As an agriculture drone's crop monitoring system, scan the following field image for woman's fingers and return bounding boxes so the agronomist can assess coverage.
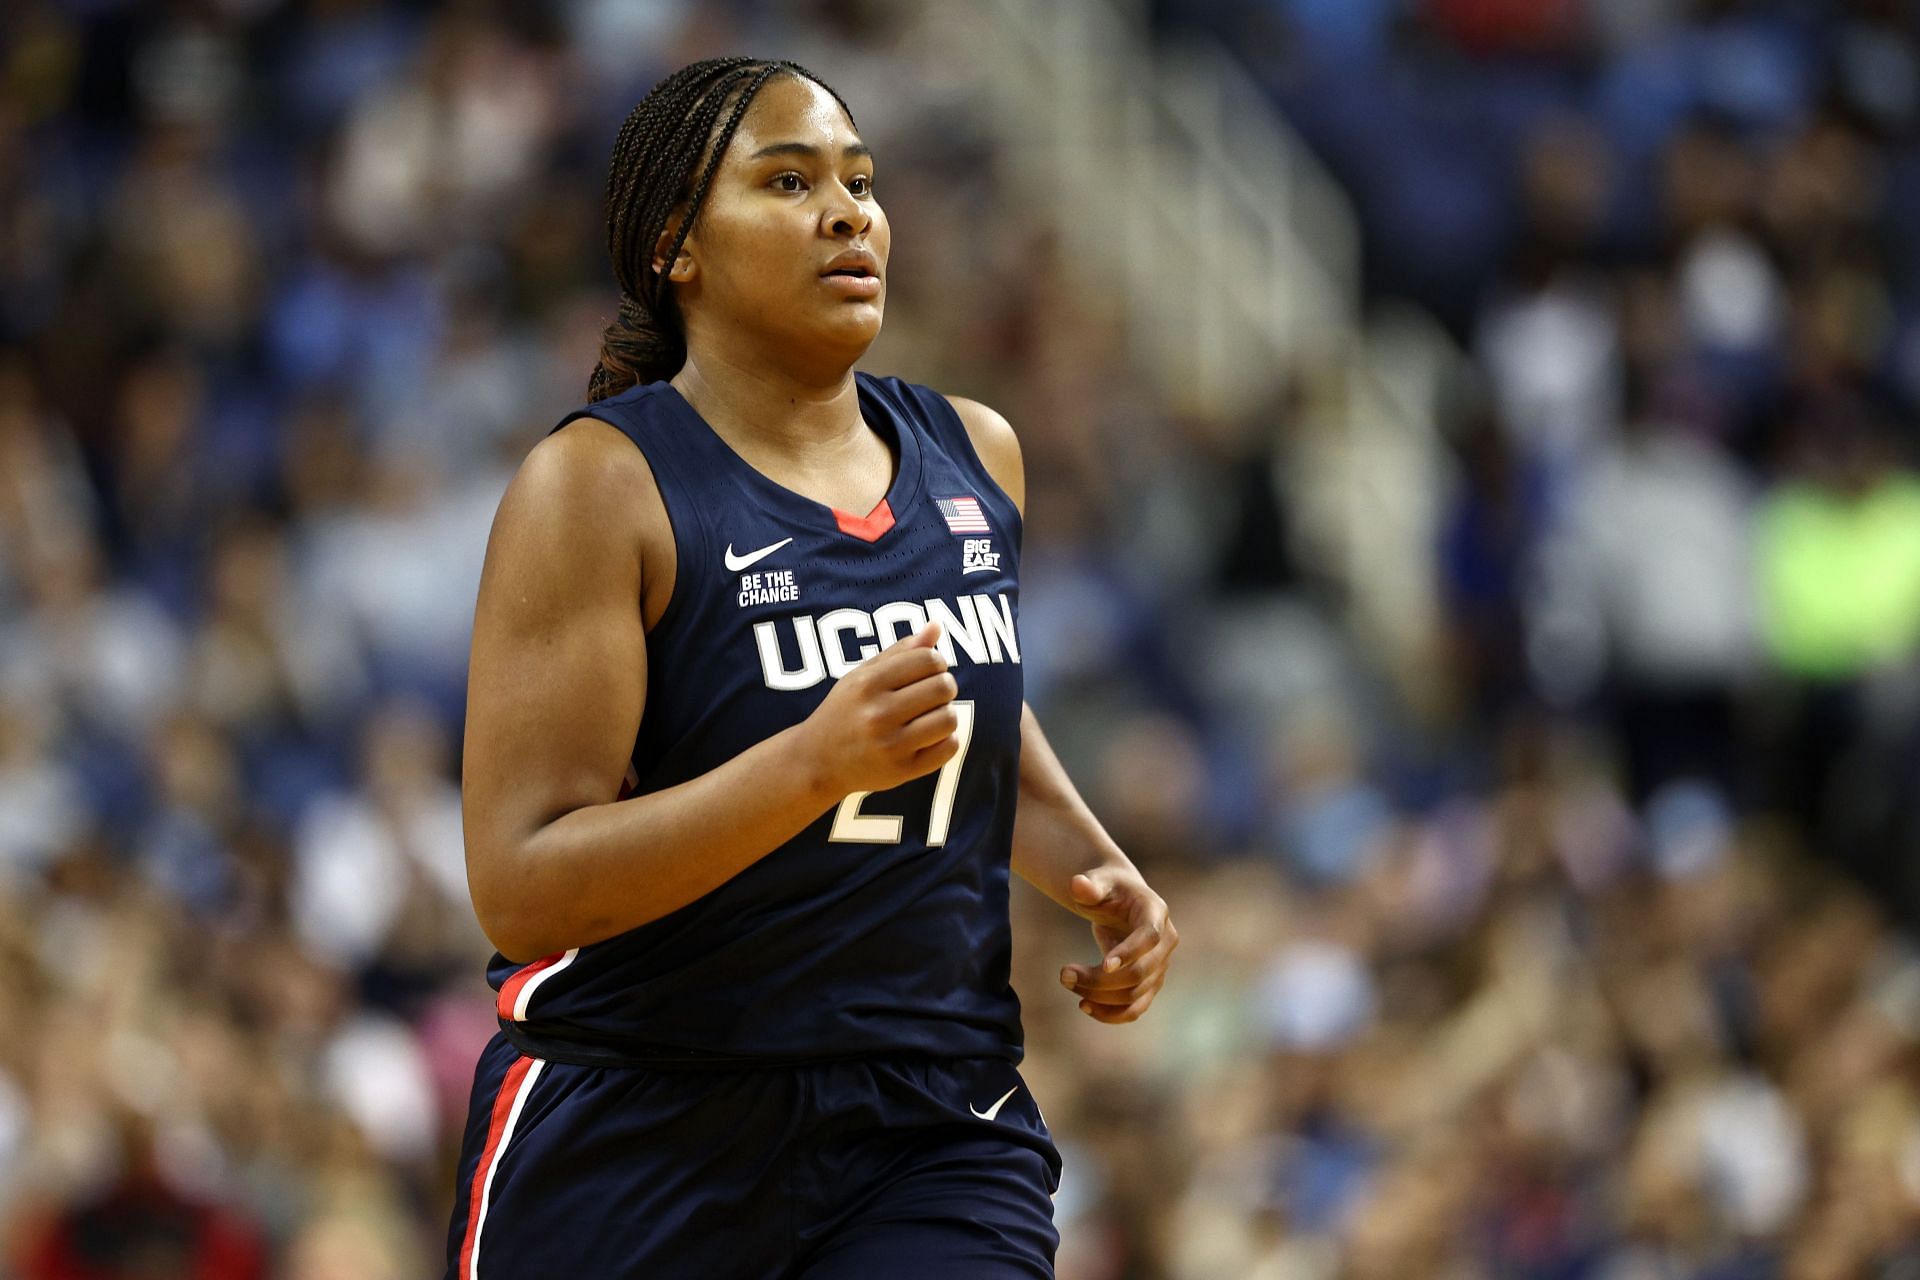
[1060,927,1176,992]
[1077,975,1165,1023]
[1066,969,1165,1008]
[1099,919,1166,972]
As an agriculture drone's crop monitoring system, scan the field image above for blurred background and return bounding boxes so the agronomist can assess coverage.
[5,0,1920,1276]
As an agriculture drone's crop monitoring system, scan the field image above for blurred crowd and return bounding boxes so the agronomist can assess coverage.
[1101,0,1920,1276]
[6,0,1920,1277]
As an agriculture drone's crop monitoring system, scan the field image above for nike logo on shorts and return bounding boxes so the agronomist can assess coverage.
[724,537,794,573]
[970,1086,1020,1122]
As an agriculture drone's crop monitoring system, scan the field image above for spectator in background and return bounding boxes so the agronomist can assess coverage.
[16,1113,268,1280]
[1532,384,1759,801]
[1438,404,1548,722]
[1755,393,1920,684]
[1754,392,1920,923]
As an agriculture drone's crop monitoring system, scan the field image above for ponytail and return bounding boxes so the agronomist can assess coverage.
[589,293,686,403]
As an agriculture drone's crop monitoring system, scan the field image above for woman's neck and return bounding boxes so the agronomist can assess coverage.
[671,349,865,454]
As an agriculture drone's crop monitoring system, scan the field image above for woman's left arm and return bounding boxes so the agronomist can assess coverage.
[943,393,1178,1024]
[1012,703,1179,1023]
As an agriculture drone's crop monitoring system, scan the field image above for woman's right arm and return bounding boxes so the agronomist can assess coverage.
[460,421,960,963]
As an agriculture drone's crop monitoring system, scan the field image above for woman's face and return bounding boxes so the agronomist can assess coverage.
[661,75,889,371]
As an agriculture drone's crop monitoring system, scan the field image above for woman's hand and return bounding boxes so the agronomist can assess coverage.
[800,622,960,800]
[1058,867,1178,1024]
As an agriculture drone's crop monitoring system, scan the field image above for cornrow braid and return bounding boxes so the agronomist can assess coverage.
[588,57,857,402]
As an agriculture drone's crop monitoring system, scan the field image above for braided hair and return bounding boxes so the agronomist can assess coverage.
[588,57,856,402]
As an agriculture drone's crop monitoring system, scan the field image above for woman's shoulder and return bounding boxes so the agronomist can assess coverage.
[551,378,681,439]
[516,415,661,530]
[508,410,675,623]
[539,380,691,502]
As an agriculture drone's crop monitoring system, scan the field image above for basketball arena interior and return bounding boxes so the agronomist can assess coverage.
[5,0,1920,1275]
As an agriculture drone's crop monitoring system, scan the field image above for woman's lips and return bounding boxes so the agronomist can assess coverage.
[820,272,882,297]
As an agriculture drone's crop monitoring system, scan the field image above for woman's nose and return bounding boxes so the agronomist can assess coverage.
[825,188,870,236]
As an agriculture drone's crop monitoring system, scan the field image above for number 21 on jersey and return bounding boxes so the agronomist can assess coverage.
[828,701,976,845]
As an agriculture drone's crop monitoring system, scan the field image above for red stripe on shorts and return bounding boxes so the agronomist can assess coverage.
[495,952,567,1020]
[457,1053,536,1280]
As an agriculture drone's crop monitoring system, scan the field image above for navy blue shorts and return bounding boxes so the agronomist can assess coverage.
[444,1031,1062,1279]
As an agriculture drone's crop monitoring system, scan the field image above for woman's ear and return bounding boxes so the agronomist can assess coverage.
[652,218,696,284]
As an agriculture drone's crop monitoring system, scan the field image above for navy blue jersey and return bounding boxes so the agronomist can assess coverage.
[484,371,1026,1065]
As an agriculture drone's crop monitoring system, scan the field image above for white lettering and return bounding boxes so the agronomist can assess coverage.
[872,600,928,650]
[754,617,825,691]
[738,569,800,608]
[961,538,1001,575]
[926,596,989,667]
[754,594,1019,692]
[819,608,878,680]
[979,592,1020,663]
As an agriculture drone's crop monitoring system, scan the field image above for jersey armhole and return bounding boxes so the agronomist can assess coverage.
[906,383,1026,548]
[548,408,706,642]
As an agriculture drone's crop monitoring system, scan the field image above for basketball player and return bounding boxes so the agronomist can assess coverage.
[445,58,1179,1278]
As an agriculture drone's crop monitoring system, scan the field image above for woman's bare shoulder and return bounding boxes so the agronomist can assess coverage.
[487,417,676,623]
[939,394,1025,516]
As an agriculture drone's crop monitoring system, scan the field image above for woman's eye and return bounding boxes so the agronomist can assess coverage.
[850,175,873,196]
[774,173,805,192]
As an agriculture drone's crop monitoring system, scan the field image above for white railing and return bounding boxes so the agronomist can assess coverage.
[949,0,1355,417]
[929,0,1464,667]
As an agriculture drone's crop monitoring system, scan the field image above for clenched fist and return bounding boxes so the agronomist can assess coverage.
[799,621,962,799]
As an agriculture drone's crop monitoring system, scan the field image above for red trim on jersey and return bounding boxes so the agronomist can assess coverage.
[496,952,568,1020]
[833,496,895,542]
[458,1053,535,1280]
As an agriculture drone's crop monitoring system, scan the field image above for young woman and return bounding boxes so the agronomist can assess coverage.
[446,57,1179,1279]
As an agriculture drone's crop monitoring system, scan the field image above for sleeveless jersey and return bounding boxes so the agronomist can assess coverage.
[484,371,1027,1066]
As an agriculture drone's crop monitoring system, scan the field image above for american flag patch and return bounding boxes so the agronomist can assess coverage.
[935,495,990,534]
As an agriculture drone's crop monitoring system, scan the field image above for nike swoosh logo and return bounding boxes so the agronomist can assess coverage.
[969,1086,1020,1122]
[724,537,794,573]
